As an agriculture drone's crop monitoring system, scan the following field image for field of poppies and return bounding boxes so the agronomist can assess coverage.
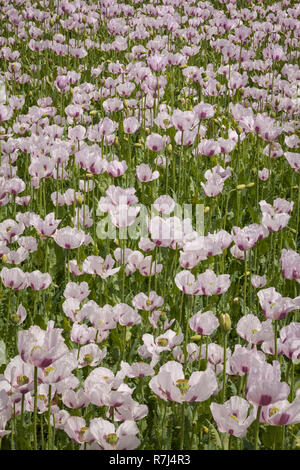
[0,0,299,451]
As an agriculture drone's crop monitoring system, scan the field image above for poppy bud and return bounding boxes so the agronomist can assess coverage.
[204,206,210,214]
[216,82,221,91]
[76,194,83,204]
[247,182,255,188]
[236,184,246,190]
[220,313,231,333]
[167,144,172,152]
[191,334,202,342]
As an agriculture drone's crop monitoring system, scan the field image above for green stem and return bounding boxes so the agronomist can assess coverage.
[33,366,38,450]
[254,406,262,450]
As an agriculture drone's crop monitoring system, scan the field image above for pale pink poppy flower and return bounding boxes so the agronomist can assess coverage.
[71,323,96,345]
[0,104,13,122]
[68,259,84,276]
[5,177,26,195]
[197,269,231,296]
[17,236,37,253]
[125,362,155,378]
[77,344,107,369]
[0,267,27,290]
[153,195,175,214]
[189,311,219,335]
[228,345,265,376]
[37,352,78,385]
[236,315,274,345]
[172,109,197,131]
[154,111,173,130]
[149,360,218,403]
[11,304,27,325]
[257,287,298,320]
[50,409,70,430]
[68,125,86,141]
[53,227,86,249]
[149,310,175,331]
[210,396,256,438]
[64,417,92,444]
[32,212,61,237]
[27,270,52,290]
[145,133,166,152]
[62,388,90,409]
[138,255,163,277]
[138,237,155,252]
[103,97,123,113]
[279,322,300,360]
[258,168,270,181]
[285,135,300,148]
[285,152,300,172]
[62,298,81,322]
[89,418,140,450]
[132,291,163,311]
[175,270,202,295]
[107,160,128,177]
[261,394,300,426]
[0,219,24,243]
[5,247,29,265]
[123,117,140,134]
[193,102,215,120]
[251,274,267,288]
[82,254,120,279]
[136,163,159,182]
[147,54,167,72]
[207,343,232,368]
[113,303,141,326]
[113,397,148,423]
[232,224,267,251]
[201,173,226,197]
[280,249,300,283]
[110,204,141,229]
[4,355,34,395]
[72,205,93,229]
[18,321,69,368]
[141,331,183,367]
[125,251,145,275]
[246,360,290,406]
[196,139,221,156]
[63,282,90,302]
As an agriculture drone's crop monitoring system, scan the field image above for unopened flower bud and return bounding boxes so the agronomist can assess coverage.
[220,313,231,333]
[216,82,221,91]
[236,184,246,190]
[2,254,7,263]
[236,125,243,134]
[167,143,172,152]
[247,182,255,188]
[204,206,210,214]
[191,334,202,342]
[76,194,83,204]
